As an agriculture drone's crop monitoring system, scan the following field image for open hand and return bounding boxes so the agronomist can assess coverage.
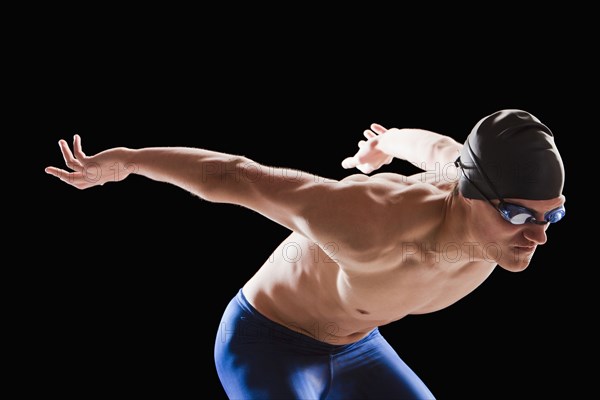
[45,135,135,189]
[341,123,393,174]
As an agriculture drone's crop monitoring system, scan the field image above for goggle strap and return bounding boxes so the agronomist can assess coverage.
[464,141,505,201]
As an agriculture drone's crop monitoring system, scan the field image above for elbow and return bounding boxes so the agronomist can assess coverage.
[199,156,256,203]
[433,138,461,165]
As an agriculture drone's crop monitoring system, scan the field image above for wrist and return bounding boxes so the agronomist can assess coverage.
[375,130,404,160]
[115,147,139,177]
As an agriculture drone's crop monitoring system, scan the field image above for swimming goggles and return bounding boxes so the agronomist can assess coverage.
[454,145,565,225]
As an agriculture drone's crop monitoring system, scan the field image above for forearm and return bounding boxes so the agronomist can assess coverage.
[127,147,248,201]
[375,129,462,170]
[125,146,338,235]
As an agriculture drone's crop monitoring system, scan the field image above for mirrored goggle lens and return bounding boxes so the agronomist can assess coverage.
[545,206,566,223]
[500,203,534,225]
[508,212,532,224]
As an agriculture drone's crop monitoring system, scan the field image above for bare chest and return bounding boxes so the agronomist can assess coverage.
[337,256,496,320]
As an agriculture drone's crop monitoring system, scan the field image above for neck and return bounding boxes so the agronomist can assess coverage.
[439,192,489,264]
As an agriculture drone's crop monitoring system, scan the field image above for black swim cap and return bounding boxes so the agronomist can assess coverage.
[458,109,564,200]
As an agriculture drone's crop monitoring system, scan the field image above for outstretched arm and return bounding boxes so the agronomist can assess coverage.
[342,123,463,174]
[46,135,399,267]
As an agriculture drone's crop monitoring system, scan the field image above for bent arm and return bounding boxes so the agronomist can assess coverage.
[374,128,463,170]
[342,124,464,175]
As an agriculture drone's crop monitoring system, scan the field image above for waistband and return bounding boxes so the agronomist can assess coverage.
[235,288,379,354]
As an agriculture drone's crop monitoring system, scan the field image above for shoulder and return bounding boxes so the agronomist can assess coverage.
[339,172,448,199]
[330,172,445,242]
[327,174,448,270]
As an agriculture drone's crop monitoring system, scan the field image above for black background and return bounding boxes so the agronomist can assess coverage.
[23,14,590,400]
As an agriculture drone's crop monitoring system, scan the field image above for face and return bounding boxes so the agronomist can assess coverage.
[468,195,566,272]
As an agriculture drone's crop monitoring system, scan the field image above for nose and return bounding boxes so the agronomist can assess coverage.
[523,223,548,245]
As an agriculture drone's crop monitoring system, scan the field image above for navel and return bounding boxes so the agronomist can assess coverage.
[356,309,370,315]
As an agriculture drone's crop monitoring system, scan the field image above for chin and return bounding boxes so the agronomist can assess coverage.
[499,262,530,272]
[498,255,533,272]
[496,246,536,272]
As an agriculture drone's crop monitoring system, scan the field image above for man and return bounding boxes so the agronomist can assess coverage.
[46,109,565,399]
